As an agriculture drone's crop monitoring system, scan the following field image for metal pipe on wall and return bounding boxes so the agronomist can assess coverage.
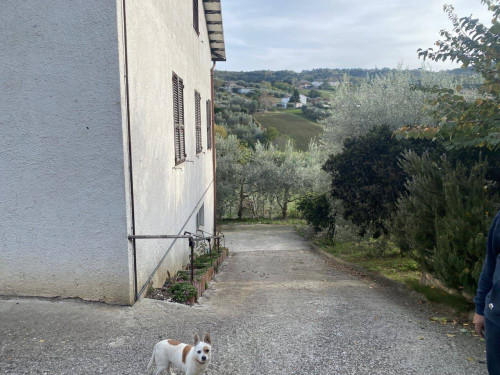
[211,61,217,242]
[121,0,139,302]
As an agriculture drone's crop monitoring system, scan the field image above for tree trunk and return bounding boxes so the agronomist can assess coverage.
[281,187,290,219]
[237,182,245,220]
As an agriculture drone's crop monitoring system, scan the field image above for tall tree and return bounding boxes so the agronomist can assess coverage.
[288,88,301,103]
[215,135,251,219]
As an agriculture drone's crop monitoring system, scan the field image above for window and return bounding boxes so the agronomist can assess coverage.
[206,99,212,149]
[195,91,202,154]
[196,204,205,229]
[173,73,185,165]
[193,0,199,35]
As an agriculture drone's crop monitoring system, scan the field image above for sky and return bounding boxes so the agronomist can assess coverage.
[219,0,492,72]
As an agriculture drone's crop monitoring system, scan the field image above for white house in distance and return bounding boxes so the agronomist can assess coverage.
[0,0,226,305]
[280,94,308,108]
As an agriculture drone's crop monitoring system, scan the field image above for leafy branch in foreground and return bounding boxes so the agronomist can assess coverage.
[414,1,500,149]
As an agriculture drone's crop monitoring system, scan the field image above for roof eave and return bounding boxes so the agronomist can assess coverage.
[202,0,226,62]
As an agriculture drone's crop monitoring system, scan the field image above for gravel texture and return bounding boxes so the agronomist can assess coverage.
[0,224,488,374]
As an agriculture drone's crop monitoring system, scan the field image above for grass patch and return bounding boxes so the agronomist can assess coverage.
[319,240,473,313]
[254,112,323,151]
[320,241,420,285]
[406,280,472,313]
[298,89,332,99]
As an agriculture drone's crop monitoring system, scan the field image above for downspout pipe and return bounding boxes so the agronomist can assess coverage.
[211,61,217,241]
[122,0,138,302]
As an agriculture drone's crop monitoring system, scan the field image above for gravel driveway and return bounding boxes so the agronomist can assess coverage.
[0,225,488,374]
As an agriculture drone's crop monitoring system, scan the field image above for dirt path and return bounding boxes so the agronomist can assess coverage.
[0,225,487,374]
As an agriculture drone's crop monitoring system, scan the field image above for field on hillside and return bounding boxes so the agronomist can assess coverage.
[298,89,332,99]
[254,111,323,150]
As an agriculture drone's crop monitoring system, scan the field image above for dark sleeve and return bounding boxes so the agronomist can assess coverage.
[474,212,500,316]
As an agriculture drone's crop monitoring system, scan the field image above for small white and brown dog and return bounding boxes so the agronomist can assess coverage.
[147,334,212,375]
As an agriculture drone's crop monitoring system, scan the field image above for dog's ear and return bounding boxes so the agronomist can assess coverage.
[204,333,211,345]
[194,334,200,345]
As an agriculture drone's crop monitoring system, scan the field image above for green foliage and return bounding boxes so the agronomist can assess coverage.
[168,281,198,304]
[216,135,328,220]
[321,69,481,154]
[215,135,251,219]
[260,126,280,144]
[215,67,478,86]
[417,1,500,150]
[434,162,495,294]
[288,89,301,103]
[394,151,498,294]
[392,154,444,266]
[308,89,322,98]
[297,193,335,236]
[301,105,330,121]
[192,253,214,270]
[323,125,441,237]
[214,94,262,145]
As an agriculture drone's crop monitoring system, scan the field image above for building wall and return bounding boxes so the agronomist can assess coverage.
[0,1,134,304]
[117,0,215,295]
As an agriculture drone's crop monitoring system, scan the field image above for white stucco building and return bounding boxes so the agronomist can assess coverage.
[0,0,226,305]
[281,94,308,108]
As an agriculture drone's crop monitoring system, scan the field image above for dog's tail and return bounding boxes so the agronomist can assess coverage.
[146,344,156,374]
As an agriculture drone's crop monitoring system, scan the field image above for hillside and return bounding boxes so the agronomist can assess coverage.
[215,67,477,85]
[254,111,323,151]
[213,67,480,149]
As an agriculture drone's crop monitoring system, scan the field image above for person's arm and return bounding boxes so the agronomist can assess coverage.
[474,212,500,337]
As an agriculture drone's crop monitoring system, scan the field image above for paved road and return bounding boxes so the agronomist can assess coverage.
[0,225,488,374]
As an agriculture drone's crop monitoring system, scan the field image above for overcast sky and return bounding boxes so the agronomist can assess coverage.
[219,0,491,72]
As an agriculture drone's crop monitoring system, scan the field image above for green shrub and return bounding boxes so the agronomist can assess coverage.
[193,253,213,270]
[433,161,496,294]
[394,151,498,294]
[297,193,335,237]
[168,281,198,304]
[323,125,442,237]
[393,152,446,266]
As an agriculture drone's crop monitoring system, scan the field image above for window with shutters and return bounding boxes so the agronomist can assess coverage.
[206,99,212,149]
[193,0,199,35]
[172,72,186,165]
[195,91,202,154]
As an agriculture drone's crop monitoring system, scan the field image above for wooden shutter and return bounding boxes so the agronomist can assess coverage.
[193,0,199,35]
[195,91,202,154]
[179,78,185,160]
[173,73,186,165]
[206,99,212,149]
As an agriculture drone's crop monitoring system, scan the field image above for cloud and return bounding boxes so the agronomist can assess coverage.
[219,0,491,71]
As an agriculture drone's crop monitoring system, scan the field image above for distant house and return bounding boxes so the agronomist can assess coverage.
[311,81,323,88]
[280,94,308,108]
[238,88,254,95]
[0,0,226,305]
[226,83,244,93]
[298,80,311,89]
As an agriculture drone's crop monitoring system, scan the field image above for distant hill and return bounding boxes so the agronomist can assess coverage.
[254,111,323,151]
[215,67,476,85]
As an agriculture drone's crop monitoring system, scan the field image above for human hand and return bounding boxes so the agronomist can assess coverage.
[473,313,485,338]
